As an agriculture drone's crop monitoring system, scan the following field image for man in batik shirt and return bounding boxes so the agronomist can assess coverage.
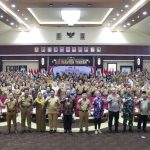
[122,87,134,132]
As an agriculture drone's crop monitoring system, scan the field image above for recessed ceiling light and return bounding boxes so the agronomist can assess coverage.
[123,25,126,28]
[0,15,4,18]
[113,18,116,20]
[17,9,20,12]
[127,23,131,26]
[132,19,135,22]
[11,4,16,8]
[24,17,28,20]
[121,9,124,12]
[137,15,140,18]
[125,5,129,8]
[6,19,9,21]
[142,11,147,15]
[116,13,120,17]
[10,22,14,26]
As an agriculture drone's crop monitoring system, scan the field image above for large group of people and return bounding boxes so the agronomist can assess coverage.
[0,70,150,134]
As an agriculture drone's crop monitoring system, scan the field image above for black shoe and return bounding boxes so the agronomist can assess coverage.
[28,130,32,133]
[14,130,18,134]
[21,130,25,134]
[109,129,112,133]
[129,126,133,132]
[64,130,67,133]
[79,129,83,133]
[122,126,126,133]
[115,129,119,133]
[49,130,53,134]
[7,130,11,134]
[85,130,89,134]
[143,129,147,132]
[68,130,72,133]
[53,130,57,133]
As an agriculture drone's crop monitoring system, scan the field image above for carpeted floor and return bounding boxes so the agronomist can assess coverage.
[0,125,149,150]
[0,113,150,150]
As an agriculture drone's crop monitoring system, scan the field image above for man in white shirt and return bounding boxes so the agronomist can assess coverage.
[136,91,150,132]
[107,88,121,132]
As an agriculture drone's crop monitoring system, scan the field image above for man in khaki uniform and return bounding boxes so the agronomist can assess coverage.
[46,90,60,133]
[4,93,17,133]
[18,88,33,133]
[78,93,90,133]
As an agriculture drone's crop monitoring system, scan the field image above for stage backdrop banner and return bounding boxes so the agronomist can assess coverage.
[49,66,94,76]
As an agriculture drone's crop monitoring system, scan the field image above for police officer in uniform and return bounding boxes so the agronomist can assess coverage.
[4,93,17,133]
[18,88,33,133]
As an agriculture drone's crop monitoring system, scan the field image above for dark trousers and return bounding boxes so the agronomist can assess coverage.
[123,113,133,127]
[138,114,148,131]
[94,118,101,130]
[108,111,119,130]
[63,115,72,131]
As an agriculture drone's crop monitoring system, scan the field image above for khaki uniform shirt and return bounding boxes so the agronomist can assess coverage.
[78,98,90,111]
[20,95,33,107]
[5,99,17,111]
[47,96,60,114]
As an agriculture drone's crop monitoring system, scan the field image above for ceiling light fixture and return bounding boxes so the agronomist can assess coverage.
[0,15,3,18]
[61,9,80,26]
[127,23,131,26]
[11,4,16,8]
[116,13,120,16]
[24,17,28,20]
[111,0,147,29]
[142,11,147,15]
[10,22,14,25]
[0,1,30,30]
[125,5,129,8]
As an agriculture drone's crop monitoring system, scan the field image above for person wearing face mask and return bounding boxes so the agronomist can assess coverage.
[78,93,90,133]
[45,90,60,133]
[93,91,104,134]
[122,87,134,132]
[18,88,33,133]
[4,93,17,134]
[136,91,150,132]
[61,90,76,133]
[107,88,121,133]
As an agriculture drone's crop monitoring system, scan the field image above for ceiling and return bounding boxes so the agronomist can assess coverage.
[0,0,150,35]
